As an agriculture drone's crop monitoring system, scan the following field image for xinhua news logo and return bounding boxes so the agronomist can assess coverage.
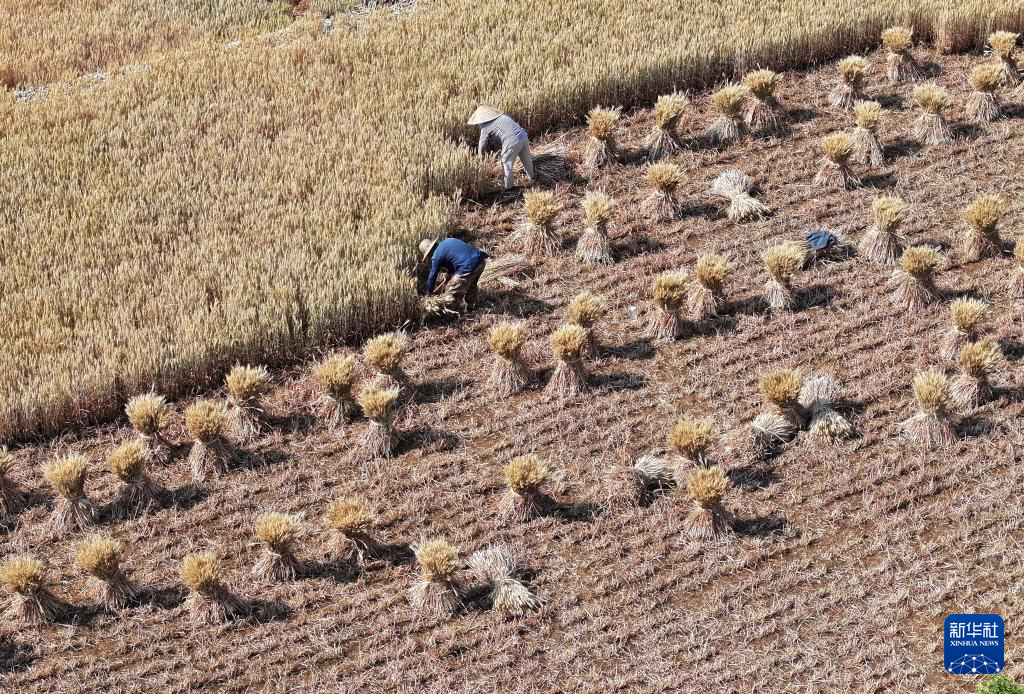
[944,614,1004,675]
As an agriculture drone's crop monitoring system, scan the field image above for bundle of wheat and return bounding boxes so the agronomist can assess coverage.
[585,107,621,171]
[889,246,943,310]
[688,254,733,321]
[962,195,1004,262]
[829,56,870,109]
[815,133,860,190]
[1,555,60,624]
[363,331,411,387]
[410,538,462,618]
[326,496,382,564]
[43,454,95,533]
[252,512,302,581]
[799,375,854,444]
[646,93,688,161]
[650,270,689,340]
[479,253,530,290]
[356,380,400,461]
[107,440,163,516]
[683,467,732,541]
[516,190,561,256]
[0,449,25,519]
[468,545,541,618]
[902,369,957,448]
[488,323,531,397]
[75,535,138,610]
[185,400,235,481]
[940,298,990,362]
[750,411,798,460]
[988,30,1021,86]
[225,365,272,442]
[709,170,770,222]
[706,85,748,144]
[968,63,1004,123]
[545,325,588,398]
[500,455,554,520]
[951,337,1002,409]
[913,84,953,145]
[881,27,920,82]
[576,191,615,265]
[314,354,358,430]
[603,453,674,511]
[743,69,784,132]
[851,100,886,169]
[568,291,605,356]
[760,369,808,428]
[641,163,686,222]
[180,552,244,624]
[860,195,907,264]
[667,417,716,468]
[125,392,173,456]
[761,243,804,311]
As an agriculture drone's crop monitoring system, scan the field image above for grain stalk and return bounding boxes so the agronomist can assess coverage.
[225,364,272,442]
[180,552,244,624]
[500,455,554,520]
[604,453,674,511]
[761,243,804,311]
[252,512,302,581]
[688,253,732,321]
[516,190,560,256]
[356,380,400,461]
[951,337,1002,410]
[706,85,748,145]
[743,69,784,133]
[326,496,382,564]
[576,191,615,265]
[545,325,588,398]
[641,163,686,222]
[75,535,138,610]
[468,545,541,617]
[107,440,164,516]
[799,375,853,444]
[901,369,956,448]
[940,298,989,362]
[314,354,358,430]
[860,195,907,264]
[829,56,869,109]
[961,195,1004,262]
[814,132,860,190]
[968,64,1004,123]
[881,27,921,82]
[913,84,953,145]
[584,106,621,171]
[1,555,61,624]
[0,449,26,519]
[851,100,885,169]
[185,400,236,481]
[43,453,95,533]
[649,270,689,340]
[488,323,530,397]
[888,246,943,310]
[683,467,732,541]
[410,538,462,618]
[567,291,605,356]
[646,93,688,161]
[708,170,770,222]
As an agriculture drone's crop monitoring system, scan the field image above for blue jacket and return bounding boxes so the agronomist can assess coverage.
[426,238,487,294]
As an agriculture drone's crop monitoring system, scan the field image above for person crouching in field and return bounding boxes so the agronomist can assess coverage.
[470,106,534,190]
[419,237,489,312]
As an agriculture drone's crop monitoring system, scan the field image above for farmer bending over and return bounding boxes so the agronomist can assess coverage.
[470,105,534,190]
[419,237,489,311]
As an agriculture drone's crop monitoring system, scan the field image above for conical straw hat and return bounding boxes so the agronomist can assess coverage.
[468,105,504,125]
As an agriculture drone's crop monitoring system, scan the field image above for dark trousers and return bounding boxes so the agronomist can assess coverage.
[438,259,486,310]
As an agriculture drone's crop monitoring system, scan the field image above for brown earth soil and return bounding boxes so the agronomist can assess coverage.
[2,46,1024,692]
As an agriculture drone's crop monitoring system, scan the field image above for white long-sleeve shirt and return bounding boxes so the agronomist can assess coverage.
[478,115,528,156]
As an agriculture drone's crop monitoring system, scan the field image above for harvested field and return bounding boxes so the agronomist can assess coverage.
[2,1,1023,443]
[1,45,1023,691]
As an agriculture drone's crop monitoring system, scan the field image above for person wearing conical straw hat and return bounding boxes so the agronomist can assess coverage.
[418,237,489,312]
[470,105,535,190]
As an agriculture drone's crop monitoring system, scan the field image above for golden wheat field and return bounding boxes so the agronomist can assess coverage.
[1,0,1023,442]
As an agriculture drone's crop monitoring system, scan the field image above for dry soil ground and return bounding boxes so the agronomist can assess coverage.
[2,47,1024,692]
